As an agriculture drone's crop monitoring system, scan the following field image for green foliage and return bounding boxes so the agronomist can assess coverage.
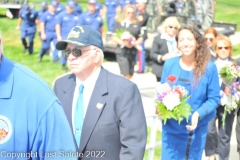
[156,96,192,125]
[115,29,126,39]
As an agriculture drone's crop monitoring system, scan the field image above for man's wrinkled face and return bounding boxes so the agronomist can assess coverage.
[65,44,96,75]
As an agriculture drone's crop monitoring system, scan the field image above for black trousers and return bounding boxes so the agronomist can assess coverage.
[205,105,235,160]
[236,108,240,154]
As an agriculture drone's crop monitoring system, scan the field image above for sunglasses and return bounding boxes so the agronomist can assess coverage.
[127,11,134,15]
[62,48,95,58]
[217,46,230,50]
[168,26,178,30]
[205,37,214,42]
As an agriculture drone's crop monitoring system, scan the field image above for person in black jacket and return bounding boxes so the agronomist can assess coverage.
[150,16,181,81]
[112,4,146,79]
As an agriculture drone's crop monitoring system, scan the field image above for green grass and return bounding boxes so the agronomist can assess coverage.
[214,0,240,31]
[143,127,162,160]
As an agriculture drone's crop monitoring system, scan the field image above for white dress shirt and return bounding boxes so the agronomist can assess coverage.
[72,67,101,132]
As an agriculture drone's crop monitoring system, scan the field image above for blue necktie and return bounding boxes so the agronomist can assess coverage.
[74,84,84,148]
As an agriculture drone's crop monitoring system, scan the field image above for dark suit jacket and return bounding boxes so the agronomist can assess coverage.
[150,34,169,79]
[54,67,147,160]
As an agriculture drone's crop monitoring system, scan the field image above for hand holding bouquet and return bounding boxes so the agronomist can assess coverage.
[220,82,240,128]
[155,75,192,124]
[219,62,240,86]
[218,62,240,128]
[115,29,142,50]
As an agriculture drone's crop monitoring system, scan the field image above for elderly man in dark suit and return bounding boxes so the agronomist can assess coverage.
[53,25,147,160]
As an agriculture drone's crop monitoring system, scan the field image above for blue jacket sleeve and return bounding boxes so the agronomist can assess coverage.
[32,100,77,160]
[196,63,220,120]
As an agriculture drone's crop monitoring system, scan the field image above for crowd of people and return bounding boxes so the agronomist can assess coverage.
[2,0,239,160]
[155,17,240,160]
[16,0,148,71]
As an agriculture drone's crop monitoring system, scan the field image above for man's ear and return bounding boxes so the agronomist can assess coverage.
[93,50,101,63]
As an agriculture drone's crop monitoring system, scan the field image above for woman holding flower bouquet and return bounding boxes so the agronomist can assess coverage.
[205,34,240,160]
[157,26,220,160]
[111,4,146,79]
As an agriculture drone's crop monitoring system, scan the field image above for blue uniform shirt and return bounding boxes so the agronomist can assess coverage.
[74,3,83,15]
[37,8,47,20]
[56,12,79,39]
[40,10,57,32]
[105,0,119,16]
[96,2,103,13]
[56,3,65,15]
[119,0,135,9]
[78,11,103,32]
[19,9,38,33]
[0,56,77,159]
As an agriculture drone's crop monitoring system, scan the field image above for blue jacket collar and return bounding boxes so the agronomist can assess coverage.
[0,56,13,98]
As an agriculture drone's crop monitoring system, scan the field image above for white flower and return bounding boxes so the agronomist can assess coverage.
[162,92,180,111]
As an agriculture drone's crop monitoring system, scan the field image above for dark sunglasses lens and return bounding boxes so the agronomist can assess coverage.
[62,48,82,58]
[72,48,82,57]
[205,38,213,42]
[63,48,71,58]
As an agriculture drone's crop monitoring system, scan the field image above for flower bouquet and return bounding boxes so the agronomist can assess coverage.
[155,75,192,125]
[115,29,142,50]
[218,62,240,128]
[220,82,240,128]
[219,62,240,86]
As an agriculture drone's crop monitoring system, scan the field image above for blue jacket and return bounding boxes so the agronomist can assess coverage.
[161,56,220,134]
[0,56,77,159]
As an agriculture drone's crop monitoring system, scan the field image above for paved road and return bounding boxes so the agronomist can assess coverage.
[102,60,239,160]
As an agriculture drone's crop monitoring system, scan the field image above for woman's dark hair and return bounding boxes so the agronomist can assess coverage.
[176,26,211,85]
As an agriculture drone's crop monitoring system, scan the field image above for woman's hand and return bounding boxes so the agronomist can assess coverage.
[186,112,200,131]
[224,86,231,95]
[237,85,240,91]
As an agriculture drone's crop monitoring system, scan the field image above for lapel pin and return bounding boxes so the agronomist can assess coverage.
[96,103,104,110]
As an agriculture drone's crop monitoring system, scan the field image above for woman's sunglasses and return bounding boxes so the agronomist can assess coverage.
[204,38,214,42]
[217,46,230,50]
[168,26,178,30]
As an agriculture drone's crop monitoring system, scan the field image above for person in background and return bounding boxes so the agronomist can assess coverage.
[237,102,240,160]
[96,1,104,17]
[135,0,149,73]
[36,2,48,37]
[103,0,120,33]
[53,0,65,15]
[38,1,58,62]
[112,4,146,79]
[78,0,105,37]
[0,35,77,159]
[205,34,239,160]
[16,4,38,55]
[158,26,220,160]
[55,0,79,71]
[150,16,181,81]
[71,0,83,15]
[54,25,147,159]
[204,27,218,61]
[119,0,136,11]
